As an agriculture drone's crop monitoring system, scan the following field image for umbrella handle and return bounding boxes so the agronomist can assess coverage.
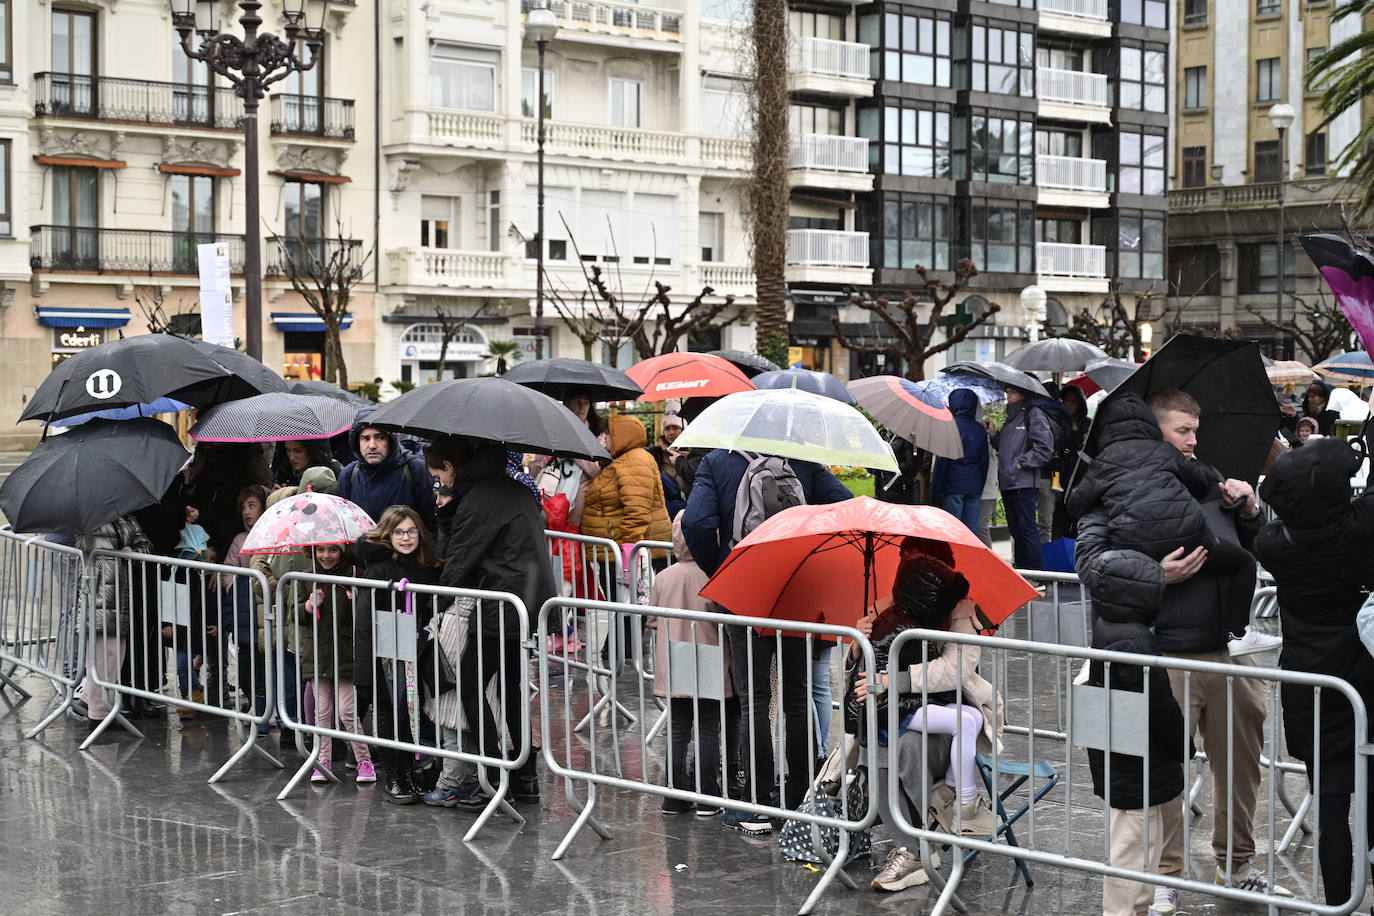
[396,577,413,615]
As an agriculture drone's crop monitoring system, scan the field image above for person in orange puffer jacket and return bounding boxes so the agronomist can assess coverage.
[580,413,672,550]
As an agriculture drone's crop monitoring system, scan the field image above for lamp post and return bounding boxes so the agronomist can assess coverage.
[1020,284,1047,345]
[526,6,559,360]
[1267,102,1296,361]
[170,0,325,362]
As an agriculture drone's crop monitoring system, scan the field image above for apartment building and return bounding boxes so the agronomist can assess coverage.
[850,0,1169,373]
[1166,0,1371,350]
[0,0,378,446]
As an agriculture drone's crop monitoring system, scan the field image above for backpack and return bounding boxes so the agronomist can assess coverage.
[730,452,806,548]
[1029,401,1074,474]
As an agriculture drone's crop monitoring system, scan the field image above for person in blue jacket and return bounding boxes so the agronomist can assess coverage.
[930,388,990,534]
[336,412,437,534]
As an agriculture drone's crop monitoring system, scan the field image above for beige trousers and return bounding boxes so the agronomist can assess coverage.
[84,634,125,720]
[1104,804,1167,916]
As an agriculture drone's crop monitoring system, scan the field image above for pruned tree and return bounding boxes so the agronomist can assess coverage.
[830,260,987,381]
[1065,280,1164,361]
[428,300,494,380]
[747,0,790,368]
[1244,290,1356,363]
[134,285,201,337]
[279,218,374,387]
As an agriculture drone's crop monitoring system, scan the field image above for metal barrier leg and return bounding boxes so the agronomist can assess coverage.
[0,667,33,708]
[799,829,857,915]
[928,838,969,916]
[1277,791,1314,854]
[277,740,337,800]
[78,705,143,749]
[210,726,281,784]
[24,684,76,739]
[643,705,670,744]
[467,768,525,842]
[553,779,612,860]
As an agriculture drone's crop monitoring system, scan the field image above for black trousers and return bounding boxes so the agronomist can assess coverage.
[458,628,525,767]
[726,627,814,810]
[666,696,723,797]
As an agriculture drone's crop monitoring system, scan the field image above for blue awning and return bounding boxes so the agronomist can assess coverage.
[36,306,133,329]
[270,312,355,333]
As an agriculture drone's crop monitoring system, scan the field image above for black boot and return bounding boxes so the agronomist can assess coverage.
[511,754,540,804]
[383,765,421,805]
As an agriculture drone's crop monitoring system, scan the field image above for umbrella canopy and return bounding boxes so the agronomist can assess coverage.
[239,490,376,556]
[289,379,373,407]
[367,377,610,461]
[1301,233,1374,355]
[181,338,289,395]
[1082,336,1281,486]
[1083,357,1139,393]
[705,349,781,378]
[1003,337,1108,373]
[49,396,191,428]
[700,498,1038,629]
[942,360,1051,399]
[752,368,855,404]
[1266,360,1320,386]
[189,392,358,443]
[501,357,643,402]
[846,376,963,460]
[907,374,1006,406]
[1314,351,1374,384]
[1064,373,1101,397]
[0,419,191,535]
[627,352,756,401]
[671,387,897,472]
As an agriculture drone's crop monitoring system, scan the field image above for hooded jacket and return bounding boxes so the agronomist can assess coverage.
[650,515,733,700]
[272,440,344,488]
[990,397,1053,491]
[251,466,338,655]
[1065,394,1225,559]
[581,414,672,547]
[336,417,436,534]
[1255,438,1374,779]
[930,389,991,503]
[77,516,152,635]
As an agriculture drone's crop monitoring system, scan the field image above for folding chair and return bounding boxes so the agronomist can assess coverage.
[962,751,1061,887]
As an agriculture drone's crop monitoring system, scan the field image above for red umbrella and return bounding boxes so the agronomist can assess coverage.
[626,352,756,402]
[701,497,1037,631]
[1064,373,1102,396]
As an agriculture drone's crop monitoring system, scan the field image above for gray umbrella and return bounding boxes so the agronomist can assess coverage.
[942,361,1050,399]
[706,349,781,378]
[1002,337,1108,373]
[188,392,358,443]
[502,357,643,402]
[289,379,373,407]
[1084,357,1138,393]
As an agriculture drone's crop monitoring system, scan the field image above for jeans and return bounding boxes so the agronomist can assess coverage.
[811,647,833,758]
[726,626,813,810]
[941,492,981,536]
[1001,487,1043,570]
[666,696,723,797]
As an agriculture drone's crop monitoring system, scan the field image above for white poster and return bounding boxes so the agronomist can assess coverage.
[200,289,235,347]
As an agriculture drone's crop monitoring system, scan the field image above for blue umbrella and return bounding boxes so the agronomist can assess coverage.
[752,368,855,404]
[48,396,191,428]
[1314,351,1374,384]
[908,374,1005,406]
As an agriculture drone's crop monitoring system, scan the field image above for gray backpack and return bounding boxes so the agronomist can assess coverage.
[730,452,806,547]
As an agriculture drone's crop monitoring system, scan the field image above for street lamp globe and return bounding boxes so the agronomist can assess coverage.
[525,6,560,44]
[1019,284,1047,318]
[169,0,218,35]
[1267,103,1296,132]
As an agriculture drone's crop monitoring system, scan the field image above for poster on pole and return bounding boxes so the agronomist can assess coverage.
[197,242,234,347]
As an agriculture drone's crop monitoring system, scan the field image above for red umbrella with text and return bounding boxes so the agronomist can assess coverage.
[626,352,756,402]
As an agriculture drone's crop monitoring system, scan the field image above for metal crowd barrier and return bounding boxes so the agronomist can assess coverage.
[627,539,674,741]
[273,571,531,843]
[0,526,85,737]
[537,595,878,915]
[81,549,281,783]
[879,625,1368,916]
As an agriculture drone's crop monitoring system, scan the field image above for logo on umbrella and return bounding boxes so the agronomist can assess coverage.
[85,369,122,400]
[655,379,709,392]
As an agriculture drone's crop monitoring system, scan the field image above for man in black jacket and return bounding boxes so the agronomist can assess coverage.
[1074,388,1287,916]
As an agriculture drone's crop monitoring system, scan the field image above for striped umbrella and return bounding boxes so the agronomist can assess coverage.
[1314,351,1374,385]
[846,375,964,460]
[189,392,357,443]
[1265,360,1319,386]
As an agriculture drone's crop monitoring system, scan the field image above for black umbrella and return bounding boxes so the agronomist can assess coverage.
[0,419,191,535]
[942,360,1051,399]
[1087,336,1281,485]
[289,379,373,407]
[502,357,643,402]
[367,377,610,461]
[1003,337,1108,373]
[706,349,781,378]
[181,338,289,395]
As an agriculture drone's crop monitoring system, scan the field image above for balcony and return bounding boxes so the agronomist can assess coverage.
[790,37,874,97]
[388,247,511,289]
[33,73,243,130]
[786,228,870,285]
[696,262,755,296]
[1036,241,1108,293]
[789,134,872,191]
[29,226,246,274]
[1038,0,1111,36]
[265,236,365,279]
[270,96,355,140]
[1036,68,1110,124]
[1036,154,1109,208]
[520,119,687,162]
[519,0,682,51]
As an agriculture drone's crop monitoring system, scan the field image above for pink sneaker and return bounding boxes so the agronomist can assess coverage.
[311,762,332,784]
[356,760,376,783]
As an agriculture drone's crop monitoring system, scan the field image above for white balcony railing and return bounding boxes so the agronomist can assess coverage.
[787,229,869,268]
[792,36,871,80]
[1037,67,1108,107]
[701,135,751,169]
[1037,242,1107,278]
[427,110,504,143]
[519,119,687,159]
[521,0,682,39]
[389,248,510,286]
[790,134,869,172]
[1039,0,1109,19]
[1036,154,1108,192]
[700,262,755,290]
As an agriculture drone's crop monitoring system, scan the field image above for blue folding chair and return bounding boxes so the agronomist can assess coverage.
[962,752,1061,886]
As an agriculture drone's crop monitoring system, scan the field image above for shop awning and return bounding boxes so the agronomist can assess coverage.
[270,311,354,333]
[35,306,133,329]
[159,163,242,177]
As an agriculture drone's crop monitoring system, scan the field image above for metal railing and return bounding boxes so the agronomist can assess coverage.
[33,72,243,129]
[265,235,364,278]
[29,226,247,275]
[1036,66,1108,107]
[792,36,871,79]
[787,228,870,268]
[1037,241,1107,278]
[1039,0,1109,18]
[520,0,682,38]
[790,133,869,172]
[1036,153,1108,192]
[269,95,355,139]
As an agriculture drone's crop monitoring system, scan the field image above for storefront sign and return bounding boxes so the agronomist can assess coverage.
[52,327,106,351]
[401,340,487,362]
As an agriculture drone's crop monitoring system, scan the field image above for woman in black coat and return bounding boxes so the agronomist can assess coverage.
[1254,438,1374,907]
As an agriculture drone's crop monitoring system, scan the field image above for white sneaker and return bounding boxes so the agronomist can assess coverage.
[1215,862,1294,896]
[871,846,940,891]
[1228,629,1283,657]
[1147,886,1177,916]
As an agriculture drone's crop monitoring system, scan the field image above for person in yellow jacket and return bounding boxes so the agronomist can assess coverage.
[581,413,672,549]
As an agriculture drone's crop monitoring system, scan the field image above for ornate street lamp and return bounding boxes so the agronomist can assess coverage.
[1267,101,1296,361]
[525,5,558,359]
[170,0,326,361]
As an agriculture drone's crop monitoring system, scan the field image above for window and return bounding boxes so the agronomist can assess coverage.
[880,11,952,88]
[1114,211,1165,279]
[1307,46,1328,92]
[1036,129,1084,157]
[487,190,501,252]
[280,37,323,133]
[0,140,9,234]
[956,109,1032,184]
[171,174,214,271]
[610,78,641,128]
[1118,45,1166,113]
[1037,218,1082,244]
[1238,243,1295,294]
[520,68,554,119]
[52,10,96,117]
[0,0,11,82]
[283,179,324,267]
[430,46,495,111]
[1184,66,1207,110]
[1256,57,1281,102]
[1184,0,1207,24]
[790,103,843,136]
[173,37,213,125]
[51,165,98,268]
[879,105,952,179]
[700,213,722,262]
[420,196,455,248]
[1169,246,1221,296]
[1256,0,1280,13]
[527,186,572,261]
[962,22,1034,97]
[881,195,951,271]
[967,199,1033,274]
[1182,146,1207,187]
[1254,140,1281,182]
[1305,132,1326,176]
[630,193,676,266]
[1111,129,1166,195]
[1117,0,1167,27]
[789,10,843,40]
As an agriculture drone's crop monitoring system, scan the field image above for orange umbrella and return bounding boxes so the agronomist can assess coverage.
[700,497,1038,631]
[626,352,756,402]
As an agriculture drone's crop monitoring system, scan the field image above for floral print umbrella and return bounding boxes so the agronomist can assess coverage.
[239,491,376,555]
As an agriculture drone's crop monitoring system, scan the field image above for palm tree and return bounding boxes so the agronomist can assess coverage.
[749,0,790,369]
[483,339,524,376]
[1307,1,1374,218]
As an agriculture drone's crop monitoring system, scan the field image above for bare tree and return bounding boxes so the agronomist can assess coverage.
[1065,280,1164,361]
[1244,290,1355,363]
[829,260,988,381]
[133,285,201,337]
[426,300,494,379]
[747,0,790,367]
[279,219,374,387]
